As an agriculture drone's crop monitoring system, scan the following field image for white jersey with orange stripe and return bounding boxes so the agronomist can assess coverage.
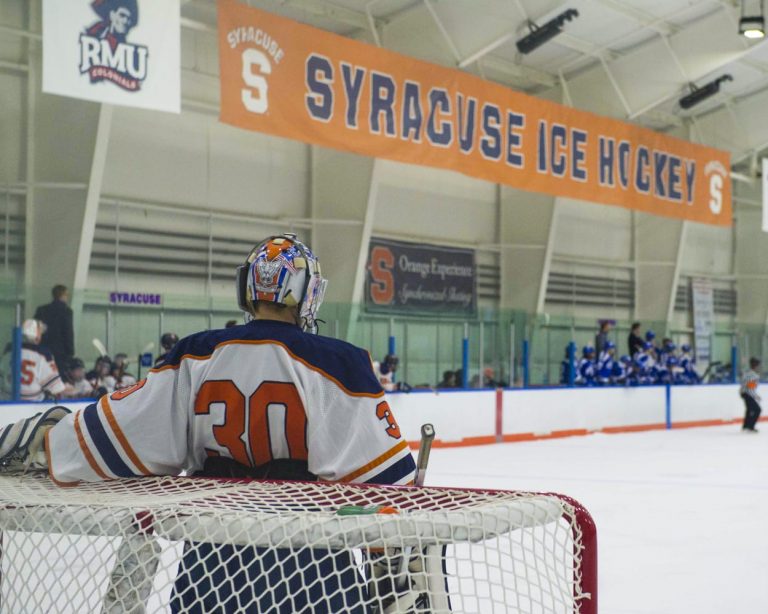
[20,343,65,401]
[45,320,416,487]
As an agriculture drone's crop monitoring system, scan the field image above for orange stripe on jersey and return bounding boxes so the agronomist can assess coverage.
[73,411,110,480]
[100,396,152,476]
[149,339,385,399]
[340,440,408,483]
[45,429,81,488]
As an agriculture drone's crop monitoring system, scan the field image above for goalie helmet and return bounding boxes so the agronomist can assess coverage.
[21,320,45,345]
[236,233,327,334]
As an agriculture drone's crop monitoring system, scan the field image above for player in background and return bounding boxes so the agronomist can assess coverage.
[86,355,112,397]
[0,234,416,613]
[575,346,596,386]
[613,355,635,385]
[679,344,700,384]
[6,320,66,401]
[641,341,659,384]
[666,356,684,385]
[645,330,659,360]
[63,358,96,398]
[740,357,762,433]
[104,353,137,391]
[373,354,399,391]
[597,340,616,385]
[153,332,179,367]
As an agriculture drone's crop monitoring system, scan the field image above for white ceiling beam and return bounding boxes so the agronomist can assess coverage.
[643,110,683,128]
[627,36,768,119]
[365,0,384,47]
[599,56,632,115]
[479,55,557,88]
[591,0,678,37]
[458,31,515,68]
[422,0,462,63]
[733,137,768,164]
[279,0,382,31]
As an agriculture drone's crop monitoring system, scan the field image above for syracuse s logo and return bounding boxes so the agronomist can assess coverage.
[704,160,727,215]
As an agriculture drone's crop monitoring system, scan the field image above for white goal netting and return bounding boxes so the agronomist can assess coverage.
[0,474,596,614]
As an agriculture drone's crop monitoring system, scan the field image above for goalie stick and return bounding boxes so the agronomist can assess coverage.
[368,424,450,614]
[396,423,435,584]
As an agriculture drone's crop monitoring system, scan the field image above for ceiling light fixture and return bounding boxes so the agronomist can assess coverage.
[679,74,733,110]
[739,0,765,38]
[516,9,579,55]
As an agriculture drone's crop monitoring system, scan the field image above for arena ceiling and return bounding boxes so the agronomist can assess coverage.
[181,0,768,177]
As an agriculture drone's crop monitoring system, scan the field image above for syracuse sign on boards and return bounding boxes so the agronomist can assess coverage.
[217,0,732,226]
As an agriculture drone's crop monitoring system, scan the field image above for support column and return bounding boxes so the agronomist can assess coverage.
[634,212,683,329]
[498,187,555,313]
[22,5,109,354]
[310,146,375,342]
[734,181,768,325]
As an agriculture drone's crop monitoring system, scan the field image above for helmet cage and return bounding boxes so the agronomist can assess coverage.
[236,234,327,333]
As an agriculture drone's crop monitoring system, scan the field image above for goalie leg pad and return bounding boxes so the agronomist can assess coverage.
[0,406,71,473]
[368,545,451,614]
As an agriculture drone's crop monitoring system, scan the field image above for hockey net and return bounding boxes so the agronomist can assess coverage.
[0,474,596,613]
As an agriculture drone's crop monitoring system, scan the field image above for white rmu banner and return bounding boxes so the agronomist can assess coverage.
[42,0,180,113]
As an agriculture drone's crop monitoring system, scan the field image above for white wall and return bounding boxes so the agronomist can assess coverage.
[0,386,745,451]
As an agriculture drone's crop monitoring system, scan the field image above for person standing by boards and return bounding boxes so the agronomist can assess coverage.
[740,357,762,433]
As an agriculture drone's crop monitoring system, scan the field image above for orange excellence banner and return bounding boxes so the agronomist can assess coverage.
[217,0,731,226]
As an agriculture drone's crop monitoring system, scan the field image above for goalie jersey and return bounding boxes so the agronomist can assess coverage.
[46,320,416,487]
[46,320,418,613]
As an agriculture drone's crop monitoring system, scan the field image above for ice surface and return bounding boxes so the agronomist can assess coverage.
[426,425,768,614]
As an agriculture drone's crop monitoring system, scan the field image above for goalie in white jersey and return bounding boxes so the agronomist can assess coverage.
[0,234,416,613]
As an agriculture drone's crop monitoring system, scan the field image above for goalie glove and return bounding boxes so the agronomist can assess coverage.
[0,406,71,473]
[368,545,451,613]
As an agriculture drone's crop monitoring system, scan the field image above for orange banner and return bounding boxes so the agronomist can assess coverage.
[217,0,731,226]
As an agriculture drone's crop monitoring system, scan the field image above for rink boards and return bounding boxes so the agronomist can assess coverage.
[0,384,748,449]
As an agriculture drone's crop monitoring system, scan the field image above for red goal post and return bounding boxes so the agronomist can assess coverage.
[0,474,596,613]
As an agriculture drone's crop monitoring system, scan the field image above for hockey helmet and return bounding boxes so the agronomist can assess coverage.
[681,343,691,353]
[21,319,45,344]
[160,332,179,351]
[68,357,86,371]
[642,341,653,351]
[236,233,327,334]
[645,330,656,341]
[619,355,631,364]
[604,340,616,351]
[582,345,595,356]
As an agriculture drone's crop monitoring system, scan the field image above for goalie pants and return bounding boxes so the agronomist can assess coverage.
[170,543,368,613]
[741,393,761,430]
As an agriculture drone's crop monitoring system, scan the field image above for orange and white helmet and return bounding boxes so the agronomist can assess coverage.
[236,234,327,333]
[21,319,45,345]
